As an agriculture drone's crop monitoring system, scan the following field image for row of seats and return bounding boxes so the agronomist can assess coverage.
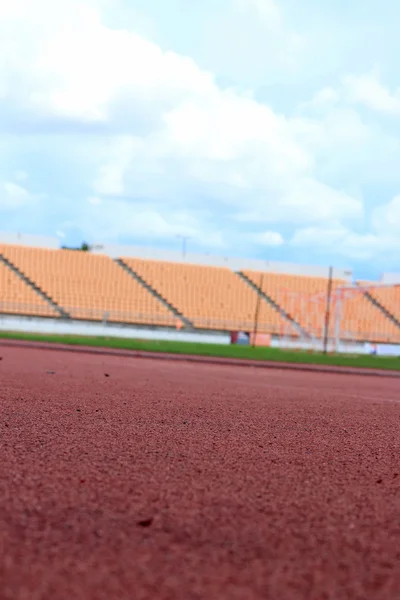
[124,258,293,335]
[243,270,345,339]
[0,259,56,317]
[334,289,400,343]
[243,270,400,342]
[363,285,400,325]
[0,245,175,327]
[0,244,399,343]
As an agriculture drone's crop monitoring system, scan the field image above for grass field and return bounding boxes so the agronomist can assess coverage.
[0,330,399,371]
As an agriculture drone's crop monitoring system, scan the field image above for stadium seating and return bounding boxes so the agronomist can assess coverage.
[0,258,56,317]
[242,270,345,338]
[242,270,400,343]
[122,257,292,334]
[0,245,175,326]
[335,287,400,343]
[364,284,400,325]
[0,242,399,344]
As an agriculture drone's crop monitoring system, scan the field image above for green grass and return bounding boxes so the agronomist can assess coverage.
[0,330,399,371]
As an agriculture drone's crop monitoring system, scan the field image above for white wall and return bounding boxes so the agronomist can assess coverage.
[91,243,353,281]
[0,232,59,248]
[375,343,400,356]
[0,314,231,345]
[380,272,400,284]
[271,336,369,354]
[2,315,398,355]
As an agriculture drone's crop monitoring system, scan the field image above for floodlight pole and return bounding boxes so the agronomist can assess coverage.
[334,290,343,352]
[323,266,333,354]
[253,272,264,347]
[176,235,190,259]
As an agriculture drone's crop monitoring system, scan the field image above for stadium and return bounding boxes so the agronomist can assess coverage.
[1,232,399,599]
[2,0,400,595]
[1,232,400,357]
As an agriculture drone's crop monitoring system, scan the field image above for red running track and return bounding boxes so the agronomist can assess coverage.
[0,345,399,600]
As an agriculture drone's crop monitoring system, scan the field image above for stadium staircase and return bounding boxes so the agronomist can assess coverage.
[362,288,400,332]
[115,258,194,329]
[236,271,312,339]
[0,252,70,318]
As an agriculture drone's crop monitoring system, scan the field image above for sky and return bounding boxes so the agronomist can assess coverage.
[1,0,400,279]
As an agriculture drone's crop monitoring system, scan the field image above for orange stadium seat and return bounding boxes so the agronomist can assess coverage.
[122,257,293,334]
[1,243,399,343]
[0,245,175,326]
[0,258,56,317]
[243,270,344,338]
[363,284,400,326]
[242,270,400,343]
[334,286,400,343]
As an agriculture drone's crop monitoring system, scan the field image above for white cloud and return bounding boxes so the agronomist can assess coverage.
[87,196,102,206]
[234,0,281,24]
[373,194,400,233]
[282,179,363,221]
[302,87,339,114]
[234,178,363,225]
[93,138,138,196]
[0,0,311,203]
[82,197,225,248]
[14,169,28,182]
[0,0,358,233]
[1,0,400,274]
[294,92,400,189]
[342,72,400,115]
[291,192,400,262]
[0,181,32,209]
[250,231,284,246]
[194,0,305,86]
[290,225,398,261]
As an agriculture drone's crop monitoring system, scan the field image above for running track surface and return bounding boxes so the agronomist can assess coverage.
[0,346,399,600]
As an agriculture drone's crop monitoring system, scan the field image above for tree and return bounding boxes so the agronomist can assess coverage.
[61,241,91,251]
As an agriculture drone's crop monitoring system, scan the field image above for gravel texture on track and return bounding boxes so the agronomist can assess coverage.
[0,345,399,600]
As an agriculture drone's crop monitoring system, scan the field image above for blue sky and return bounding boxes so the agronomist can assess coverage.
[1,0,400,279]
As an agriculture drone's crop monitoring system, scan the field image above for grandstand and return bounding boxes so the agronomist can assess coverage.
[0,244,175,327]
[0,234,400,349]
[0,258,56,318]
[121,257,292,335]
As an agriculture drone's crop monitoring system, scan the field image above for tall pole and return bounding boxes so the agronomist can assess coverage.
[176,235,190,259]
[253,272,264,347]
[323,266,333,354]
[334,290,343,353]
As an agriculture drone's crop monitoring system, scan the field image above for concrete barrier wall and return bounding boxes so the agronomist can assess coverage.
[270,336,368,354]
[0,315,231,345]
[2,314,397,355]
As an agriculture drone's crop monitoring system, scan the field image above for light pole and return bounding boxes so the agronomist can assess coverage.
[176,234,190,259]
[323,266,333,354]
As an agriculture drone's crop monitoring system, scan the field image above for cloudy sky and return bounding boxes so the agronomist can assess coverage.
[1,0,400,279]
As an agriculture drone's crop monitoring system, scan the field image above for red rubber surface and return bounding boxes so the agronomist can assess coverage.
[1,338,400,378]
[1,345,399,600]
